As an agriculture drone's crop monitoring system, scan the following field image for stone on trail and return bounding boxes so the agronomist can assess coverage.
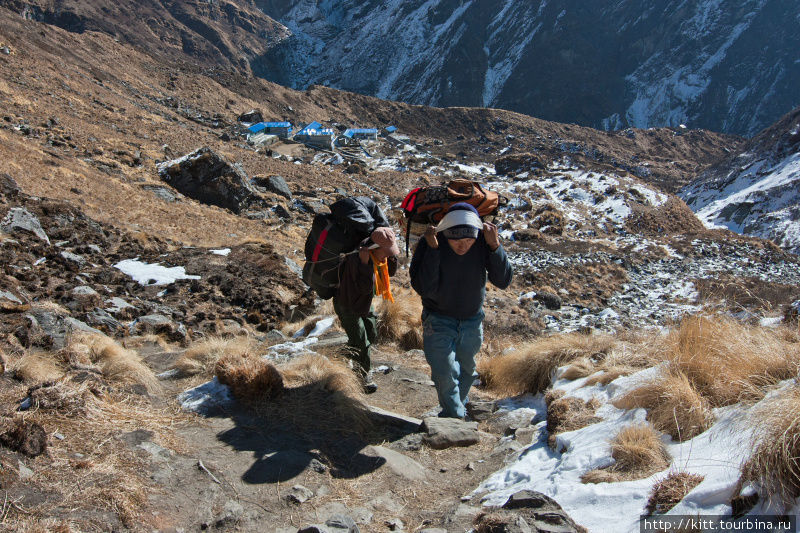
[362,445,427,481]
[286,484,315,504]
[421,417,479,449]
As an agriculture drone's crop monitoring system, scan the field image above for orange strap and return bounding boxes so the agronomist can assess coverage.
[369,251,394,303]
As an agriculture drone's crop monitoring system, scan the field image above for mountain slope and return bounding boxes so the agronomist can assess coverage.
[680,106,800,253]
[253,0,800,136]
[0,0,289,73]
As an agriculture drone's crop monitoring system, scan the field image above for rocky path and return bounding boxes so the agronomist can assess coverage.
[125,341,584,533]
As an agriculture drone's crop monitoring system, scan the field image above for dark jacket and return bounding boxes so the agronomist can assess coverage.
[410,235,512,320]
[336,238,398,317]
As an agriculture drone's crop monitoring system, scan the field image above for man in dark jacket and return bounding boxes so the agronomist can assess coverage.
[410,203,512,418]
[334,226,399,393]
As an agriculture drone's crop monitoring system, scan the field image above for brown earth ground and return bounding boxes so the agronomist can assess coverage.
[0,332,532,532]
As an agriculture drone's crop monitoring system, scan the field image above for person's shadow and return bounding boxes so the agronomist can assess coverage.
[207,381,421,484]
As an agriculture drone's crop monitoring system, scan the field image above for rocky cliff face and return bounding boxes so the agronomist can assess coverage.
[253,0,799,136]
[680,106,800,253]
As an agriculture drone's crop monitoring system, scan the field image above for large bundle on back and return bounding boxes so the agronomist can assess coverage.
[302,197,389,299]
[397,179,506,254]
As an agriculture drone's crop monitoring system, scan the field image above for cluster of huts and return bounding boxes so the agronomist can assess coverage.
[242,116,399,152]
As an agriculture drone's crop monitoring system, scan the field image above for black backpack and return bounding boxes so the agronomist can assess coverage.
[302,197,389,299]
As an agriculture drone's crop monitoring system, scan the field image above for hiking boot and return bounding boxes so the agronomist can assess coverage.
[362,371,378,394]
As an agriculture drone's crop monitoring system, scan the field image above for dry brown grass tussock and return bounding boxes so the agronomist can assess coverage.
[584,367,632,387]
[215,352,284,401]
[559,359,595,381]
[478,333,616,395]
[583,423,671,484]
[666,315,800,406]
[645,471,705,515]
[377,287,423,350]
[173,335,255,377]
[12,351,65,383]
[545,391,602,449]
[281,314,333,338]
[614,368,713,442]
[72,333,161,395]
[738,386,800,509]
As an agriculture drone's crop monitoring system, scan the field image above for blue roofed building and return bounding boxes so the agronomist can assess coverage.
[343,128,378,141]
[263,121,293,138]
[294,121,334,150]
[247,122,267,134]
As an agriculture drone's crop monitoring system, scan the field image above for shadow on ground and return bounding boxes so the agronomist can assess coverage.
[204,382,421,484]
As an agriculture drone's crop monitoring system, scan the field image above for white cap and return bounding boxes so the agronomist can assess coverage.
[436,209,482,233]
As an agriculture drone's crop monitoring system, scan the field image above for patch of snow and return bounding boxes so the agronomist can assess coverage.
[293,316,336,338]
[211,248,231,256]
[114,259,200,286]
[178,377,234,414]
[476,364,780,532]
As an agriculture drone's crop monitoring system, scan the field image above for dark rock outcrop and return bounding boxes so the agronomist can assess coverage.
[157,147,260,214]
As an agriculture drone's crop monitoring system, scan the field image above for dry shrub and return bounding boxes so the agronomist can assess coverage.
[13,352,65,383]
[28,381,93,416]
[546,393,601,449]
[273,354,372,436]
[583,424,671,484]
[377,287,423,350]
[614,369,713,441]
[70,333,161,395]
[173,335,255,377]
[215,353,284,402]
[479,333,615,395]
[666,315,800,406]
[645,471,705,515]
[739,386,800,509]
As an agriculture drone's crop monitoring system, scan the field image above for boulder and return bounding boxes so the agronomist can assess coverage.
[253,175,292,199]
[495,153,546,176]
[157,147,259,214]
[237,109,263,124]
[535,291,562,310]
[0,290,29,312]
[1,207,50,244]
[421,417,479,449]
[0,173,20,198]
[24,311,101,350]
[470,490,586,533]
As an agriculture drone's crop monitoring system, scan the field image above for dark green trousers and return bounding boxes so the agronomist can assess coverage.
[333,297,377,374]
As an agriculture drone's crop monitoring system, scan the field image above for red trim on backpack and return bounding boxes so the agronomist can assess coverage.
[311,221,334,262]
[401,188,420,213]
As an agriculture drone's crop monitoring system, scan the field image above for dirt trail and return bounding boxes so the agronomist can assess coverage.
[130,341,525,532]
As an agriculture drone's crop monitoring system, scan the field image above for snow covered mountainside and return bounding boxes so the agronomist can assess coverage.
[680,106,800,254]
[253,0,799,136]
